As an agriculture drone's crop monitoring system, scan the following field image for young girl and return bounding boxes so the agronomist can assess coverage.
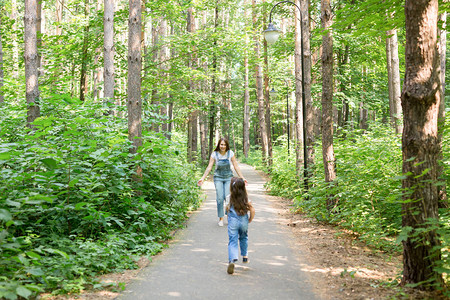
[197,138,247,226]
[226,177,255,274]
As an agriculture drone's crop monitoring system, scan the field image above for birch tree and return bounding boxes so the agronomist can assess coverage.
[104,0,115,109]
[24,0,40,125]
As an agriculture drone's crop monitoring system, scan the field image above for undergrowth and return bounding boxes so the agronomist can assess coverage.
[0,99,202,299]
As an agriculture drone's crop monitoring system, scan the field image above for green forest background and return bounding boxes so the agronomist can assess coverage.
[0,0,449,299]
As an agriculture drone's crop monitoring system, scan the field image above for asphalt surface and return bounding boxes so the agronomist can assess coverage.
[118,163,318,300]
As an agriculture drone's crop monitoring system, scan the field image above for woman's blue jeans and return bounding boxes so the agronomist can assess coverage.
[213,177,230,218]
[227,209,249,262]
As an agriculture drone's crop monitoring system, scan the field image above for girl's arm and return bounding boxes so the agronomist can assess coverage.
[197,155,215,186]
[231,156,247,185]
[248,202,255,223]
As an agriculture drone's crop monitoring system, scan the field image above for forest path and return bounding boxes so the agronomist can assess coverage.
[118,163,318,300]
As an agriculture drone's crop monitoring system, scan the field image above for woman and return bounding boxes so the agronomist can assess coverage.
[197,138,247,226]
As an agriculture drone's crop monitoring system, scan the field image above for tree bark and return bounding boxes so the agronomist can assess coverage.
[187,8,198,162]
[300,0,314,176]
[253,0,269,165]
[93,0,103,101]
[263,9,272,168]
[437,12,448,207]
[387,29,403,134]
[209,5,219,155]
[56,0,63,36]
[127,0,142,154]
[321,0,336,206]
[24,0,41,125]
[104,0,115,109]
[79,0,90,101]
[401,0,443,288]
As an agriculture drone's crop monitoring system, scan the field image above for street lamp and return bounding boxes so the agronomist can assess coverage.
[264,1,308,191]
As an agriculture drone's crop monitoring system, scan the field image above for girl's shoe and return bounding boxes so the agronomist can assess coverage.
[243,257,249,263]
[227,262,235,274]
[218,220,224,226]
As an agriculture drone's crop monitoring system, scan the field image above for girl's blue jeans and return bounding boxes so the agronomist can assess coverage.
[227,210,249,263]
[213,176,230,218]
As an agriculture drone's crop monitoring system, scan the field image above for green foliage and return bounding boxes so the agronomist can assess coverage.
[0,99,201,299]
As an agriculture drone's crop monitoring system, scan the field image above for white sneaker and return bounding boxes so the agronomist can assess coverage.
[218,220,224,227]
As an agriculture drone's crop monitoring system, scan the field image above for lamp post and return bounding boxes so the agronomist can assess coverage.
[264,1,308,191]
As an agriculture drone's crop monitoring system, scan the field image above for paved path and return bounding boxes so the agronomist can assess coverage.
[118,163,318,300]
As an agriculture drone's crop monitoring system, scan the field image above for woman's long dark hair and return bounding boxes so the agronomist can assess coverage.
[229,177,250,216]
[214,137,230,152]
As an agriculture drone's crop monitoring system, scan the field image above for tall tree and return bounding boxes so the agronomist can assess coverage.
[209,5,219,154]
[104,0,115,109]
[294,0,305,179]
[300,0,315,176]
[127,0,142,154]
[401,0,443,288]
[24,0,41,125]
[437,11,447,207]
[187,7,198,162]
[252,0,269,165]
[321,0,336,205]
[263,9,272,168]
[79,0,90,101]
[386,29,403,134]
[55,0,63,36]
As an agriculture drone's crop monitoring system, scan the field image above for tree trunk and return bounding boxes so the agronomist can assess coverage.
[127,0,142,154]
[79,0,90,101]
[300,0,315,176]
[437,12,448,207]
[294,1,305,181]
[159,19,169,136]
[56,0,63,36]
[24,0,41,125]
[93,0,103,101]
[187,7,198,162]
[386,31,394,127]
[263,10,272,168]
[321,0,336,206]
[243,52,250,158]
[253,0,268,165]
[209,5,219,155]
[388,29,403,134]
[104,0,115,110]
[401,0,443,288]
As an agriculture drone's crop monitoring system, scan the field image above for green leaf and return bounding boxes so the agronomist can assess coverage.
[26,251,42,260]
[75,202,88,210]
[44,248,69,259]
[0,209,12,222]
[25,267,44,276]
[153,148,163,155]
[16,286,32,298]
[0,152,11,160]
[41,158,58,170]
[69,178,80,187]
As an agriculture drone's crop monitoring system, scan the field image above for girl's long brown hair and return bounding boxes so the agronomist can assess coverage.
[213,138,230,152]
[229,177,250,216]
